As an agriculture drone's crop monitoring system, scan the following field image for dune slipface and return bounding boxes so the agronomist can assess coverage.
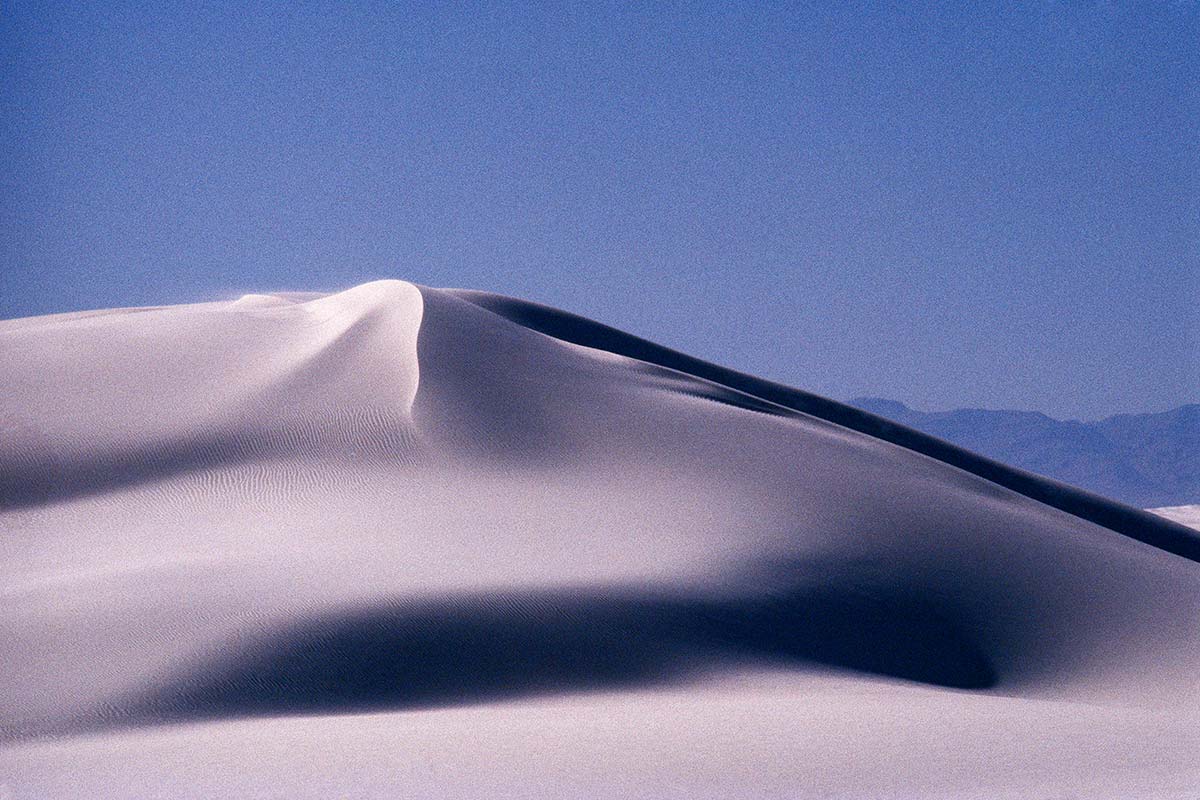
[1,280,1197,798]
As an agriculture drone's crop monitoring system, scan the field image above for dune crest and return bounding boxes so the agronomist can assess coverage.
[2,281,1197,798]
[1,280,423,509]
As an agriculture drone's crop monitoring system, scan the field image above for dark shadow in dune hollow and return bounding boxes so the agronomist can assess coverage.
[119,585,994,728]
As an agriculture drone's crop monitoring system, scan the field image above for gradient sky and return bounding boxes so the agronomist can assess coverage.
[2,2,1196,419]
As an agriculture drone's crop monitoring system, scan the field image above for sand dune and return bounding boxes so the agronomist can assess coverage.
[2,280,1197,798]
[1152,505,1200,531]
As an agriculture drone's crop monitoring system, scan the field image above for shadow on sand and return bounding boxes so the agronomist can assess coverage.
[116,582,994,728]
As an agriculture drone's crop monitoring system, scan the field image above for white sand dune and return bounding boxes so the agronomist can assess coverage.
[1152,505,1200,532]
[2,280,1197,798]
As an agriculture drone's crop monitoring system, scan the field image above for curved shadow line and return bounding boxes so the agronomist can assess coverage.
[93,582,995,733]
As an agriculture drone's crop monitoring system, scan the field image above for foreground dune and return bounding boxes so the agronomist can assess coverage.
[2,280,1197,798]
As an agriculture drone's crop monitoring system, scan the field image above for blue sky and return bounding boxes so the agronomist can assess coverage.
[2,2,1196,418]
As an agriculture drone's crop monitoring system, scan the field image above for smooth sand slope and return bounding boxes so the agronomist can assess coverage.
[1152,505,1200,532]
[2,280,1198,798]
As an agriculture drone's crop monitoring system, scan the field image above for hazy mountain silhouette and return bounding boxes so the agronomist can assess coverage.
[848,399,1199,509]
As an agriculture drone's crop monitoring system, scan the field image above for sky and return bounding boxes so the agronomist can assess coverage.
[1,1,1196,419]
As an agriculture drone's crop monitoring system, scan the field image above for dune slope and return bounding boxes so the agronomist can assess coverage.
[2,280,1197,798]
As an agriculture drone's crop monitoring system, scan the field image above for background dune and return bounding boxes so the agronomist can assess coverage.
[2,281,1197,798]
[1152,505,1200,531]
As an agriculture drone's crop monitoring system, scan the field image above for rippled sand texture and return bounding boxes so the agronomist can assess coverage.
[2,281,1198,798]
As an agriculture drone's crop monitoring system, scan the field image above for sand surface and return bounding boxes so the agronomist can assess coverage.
[2,280,1198,798]
[1152,505,1200,531]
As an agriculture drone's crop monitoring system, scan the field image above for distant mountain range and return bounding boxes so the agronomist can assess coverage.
[849,399,1199,509]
